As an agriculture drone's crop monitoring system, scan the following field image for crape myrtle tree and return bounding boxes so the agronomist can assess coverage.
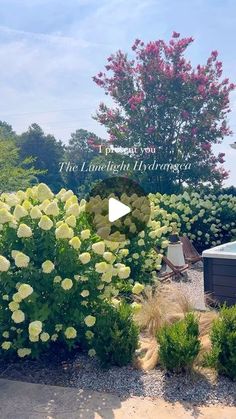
[93,32,235,193]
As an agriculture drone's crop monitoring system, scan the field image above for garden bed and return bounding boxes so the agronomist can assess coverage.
[0,263,235,407]
[0,266,235,407]
[0,185,236,410]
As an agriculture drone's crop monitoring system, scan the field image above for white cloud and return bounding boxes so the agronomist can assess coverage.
[0,0,158,142]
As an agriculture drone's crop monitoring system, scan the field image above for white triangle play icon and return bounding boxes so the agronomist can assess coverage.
[108,197,131,223]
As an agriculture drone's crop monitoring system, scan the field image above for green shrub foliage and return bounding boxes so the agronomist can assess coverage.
[92,303,139,367]
[209,305,236,380]
[157,313,200,372]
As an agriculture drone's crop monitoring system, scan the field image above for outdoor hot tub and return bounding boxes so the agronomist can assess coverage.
[203,241,236,306]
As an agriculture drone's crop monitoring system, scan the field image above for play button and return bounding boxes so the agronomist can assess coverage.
[85,176,151,242]
[108,198,131,222]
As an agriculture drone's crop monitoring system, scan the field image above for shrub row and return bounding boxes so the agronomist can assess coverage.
[149,191,236,251]
[157,306,236,380]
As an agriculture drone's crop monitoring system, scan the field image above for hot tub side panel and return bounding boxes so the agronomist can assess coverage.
[204,257,236,306]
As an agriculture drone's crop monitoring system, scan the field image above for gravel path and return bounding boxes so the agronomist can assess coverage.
[0,352,236,407]
[171,263,206,311]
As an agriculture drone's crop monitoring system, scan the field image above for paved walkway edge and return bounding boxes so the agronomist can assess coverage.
[0,378,235,418]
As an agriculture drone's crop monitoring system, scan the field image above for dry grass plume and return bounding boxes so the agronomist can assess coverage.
[134,284,218,371]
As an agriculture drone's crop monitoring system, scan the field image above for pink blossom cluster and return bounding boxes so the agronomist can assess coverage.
[93,32,235,184]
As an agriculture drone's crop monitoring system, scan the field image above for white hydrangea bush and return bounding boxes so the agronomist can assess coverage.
[121,221,170,287]
[0,184,133,359]
[149,191,236,250]
[85,193,171,288]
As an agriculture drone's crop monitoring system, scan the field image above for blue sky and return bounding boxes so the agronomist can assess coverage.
[0,0,235,185]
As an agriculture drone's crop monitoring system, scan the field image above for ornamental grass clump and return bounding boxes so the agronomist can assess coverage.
[135,284,192,337]
[207,305,236,380]
[0,184,134,359]
[135,285,218,371]
[157,313,200,373]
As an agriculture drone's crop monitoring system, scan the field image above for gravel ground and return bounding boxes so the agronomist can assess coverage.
[1,266,235,407]
[0,353,236,407]
[170,263,206,311]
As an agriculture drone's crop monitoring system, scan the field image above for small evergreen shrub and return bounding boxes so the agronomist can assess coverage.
[208,305,236,380]
[157,313,200,372]
[92,303,139,367]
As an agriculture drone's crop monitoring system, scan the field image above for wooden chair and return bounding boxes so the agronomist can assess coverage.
[155,248,189,280]
[180,236,202,265]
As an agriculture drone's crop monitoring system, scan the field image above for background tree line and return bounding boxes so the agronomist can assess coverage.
[0,119,235,197]
[0,121,106,195]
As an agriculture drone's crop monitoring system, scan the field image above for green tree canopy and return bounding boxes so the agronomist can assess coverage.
[64,129,105,195]
[0,121,17,141]
[0,140,41,192]
[18,124,65,192]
